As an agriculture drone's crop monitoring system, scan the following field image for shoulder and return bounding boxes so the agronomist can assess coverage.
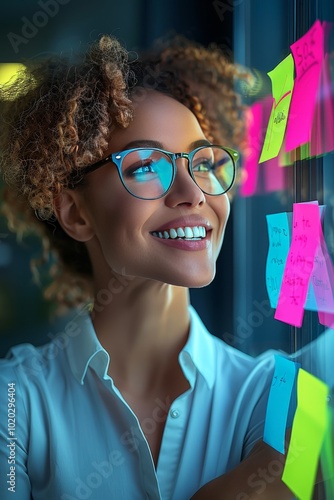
[190,306,275,370]
[188,306,276,390]
[0,338,71,401]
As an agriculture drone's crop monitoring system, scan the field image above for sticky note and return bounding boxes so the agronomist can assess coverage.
[265,212,291,308]
[285,20,325,152]
[321,407,334,499]
[282,369,329,500]
[304,280,318,311]
[259,54,294,163]
[304,204,326,312]
[314,229,334,328]
[275,202,321,326]
[311,233,334,312]
[310,22,334,157]
[264,355,300,454]
[262,155,287,193]
[240,102,263,196]
[320,52,334,156]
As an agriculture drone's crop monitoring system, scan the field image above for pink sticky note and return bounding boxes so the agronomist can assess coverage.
[310,24,334,158]
[240,101,263,196]
[321,23,334,156]
[263,155,286,193]
[321,52,334,155]
[311,225,334,316]
[275,203,321,327]
[316,229,334,328]
[285,20,324,152]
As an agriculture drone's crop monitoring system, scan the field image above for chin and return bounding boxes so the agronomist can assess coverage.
[157,268,216,289]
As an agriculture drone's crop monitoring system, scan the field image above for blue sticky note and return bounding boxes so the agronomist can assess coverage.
[266,213,291,308]
[304,280,318,311]
[264,355,300,454]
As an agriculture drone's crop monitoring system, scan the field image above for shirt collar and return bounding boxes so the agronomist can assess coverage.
[64,305,216,388]
[65,309,110,385]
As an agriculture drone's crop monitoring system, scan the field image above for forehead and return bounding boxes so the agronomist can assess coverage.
[108,90,207,151]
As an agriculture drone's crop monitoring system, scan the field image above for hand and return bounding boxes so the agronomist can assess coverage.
[191,439,294,500]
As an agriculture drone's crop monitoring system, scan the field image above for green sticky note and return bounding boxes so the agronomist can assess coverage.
[321,407,334,499]
[259,54,294,163]
[282,369,329,500]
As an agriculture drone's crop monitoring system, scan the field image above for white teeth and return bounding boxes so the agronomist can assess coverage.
[193,226,200,238]
[152,225,207,240]
[184,227,194,238]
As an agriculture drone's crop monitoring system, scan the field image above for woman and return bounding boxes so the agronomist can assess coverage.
[0,36,293,499]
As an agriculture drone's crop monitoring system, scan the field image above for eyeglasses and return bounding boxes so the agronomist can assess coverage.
[72,145,239,200]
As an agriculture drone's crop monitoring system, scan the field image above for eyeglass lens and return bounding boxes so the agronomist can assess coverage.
[120,147,235,199]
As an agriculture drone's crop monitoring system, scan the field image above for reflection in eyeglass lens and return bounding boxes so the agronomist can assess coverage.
[120,147,234,199]
[122,150,173,198]
[192,147,234,195]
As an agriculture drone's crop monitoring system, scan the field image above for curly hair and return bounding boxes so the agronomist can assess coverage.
[0,34,247,310]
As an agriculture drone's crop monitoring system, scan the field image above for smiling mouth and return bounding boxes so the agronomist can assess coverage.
[151,225,207,240]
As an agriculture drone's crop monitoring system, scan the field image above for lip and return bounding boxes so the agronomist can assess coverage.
[151,215,213,233]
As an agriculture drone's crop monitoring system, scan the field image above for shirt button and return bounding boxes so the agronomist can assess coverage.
[170,408,180,419]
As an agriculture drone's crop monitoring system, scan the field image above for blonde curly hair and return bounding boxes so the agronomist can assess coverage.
[0,34,246,309]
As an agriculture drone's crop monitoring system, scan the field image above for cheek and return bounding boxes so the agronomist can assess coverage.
[213,194,230,235]
[84,185,152,244]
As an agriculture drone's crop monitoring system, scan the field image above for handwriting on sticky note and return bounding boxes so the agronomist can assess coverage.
[275,202,320,327]
[285,20,324,152]
[259,54,294,163]
[264,355,300,454]
[266,213,291,308]
[282,369,329,500]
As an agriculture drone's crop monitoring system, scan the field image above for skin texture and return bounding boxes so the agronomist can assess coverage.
[55,90,294,497]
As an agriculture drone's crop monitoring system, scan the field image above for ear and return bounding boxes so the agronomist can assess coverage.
[53,190,95,242]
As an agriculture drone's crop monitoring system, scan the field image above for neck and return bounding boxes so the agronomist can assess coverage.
[90,270,191,396]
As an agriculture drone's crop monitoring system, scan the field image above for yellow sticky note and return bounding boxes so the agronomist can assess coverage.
[282,369,329,500]
[259,54,294,163]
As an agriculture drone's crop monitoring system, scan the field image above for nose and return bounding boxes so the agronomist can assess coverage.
[164,157,206,208]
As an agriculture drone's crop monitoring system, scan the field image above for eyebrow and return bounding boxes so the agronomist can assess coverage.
[121,139,212,151]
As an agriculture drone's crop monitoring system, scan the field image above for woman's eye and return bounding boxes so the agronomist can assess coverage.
[126,161,157,177]
[193,160,213,173]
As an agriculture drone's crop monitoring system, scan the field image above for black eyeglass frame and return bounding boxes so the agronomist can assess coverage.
[71,145,239,200]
